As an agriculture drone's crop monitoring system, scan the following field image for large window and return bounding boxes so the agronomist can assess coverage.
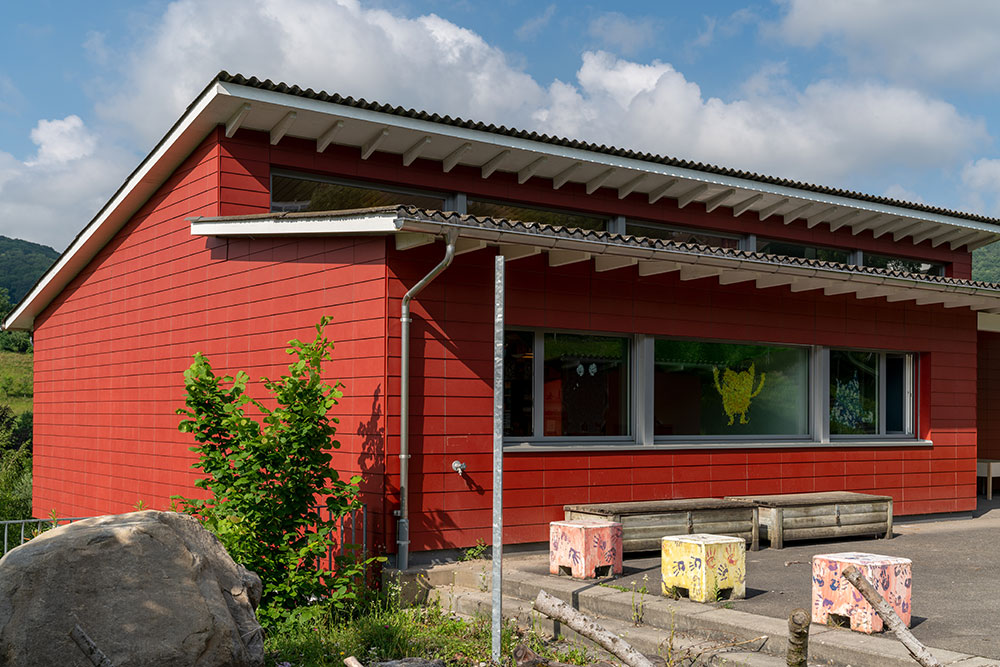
[271,173,445,213]
[862,253,943,276]
[830,350,914,436]
[503,331,630,439]
[654,340,809,438]
[466,199,608,231]
[757,239,851,264]
[503,331,918,446]
[626,221,741,249]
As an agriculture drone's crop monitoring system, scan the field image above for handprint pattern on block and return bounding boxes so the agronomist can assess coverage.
[811,553,911,634]
[549,520,623,579]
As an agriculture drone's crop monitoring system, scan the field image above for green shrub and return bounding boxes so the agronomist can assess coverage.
[175,318,377,626]
[0,444,31,521]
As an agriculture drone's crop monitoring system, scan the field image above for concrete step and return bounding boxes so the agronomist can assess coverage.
[434,585,788,667]
[397,558,986,667]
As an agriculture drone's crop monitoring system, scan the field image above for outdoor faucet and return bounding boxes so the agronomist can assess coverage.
[451,460,467,476]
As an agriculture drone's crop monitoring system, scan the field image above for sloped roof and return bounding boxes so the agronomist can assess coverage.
[6,72,1000,331]
[217,72,997,227]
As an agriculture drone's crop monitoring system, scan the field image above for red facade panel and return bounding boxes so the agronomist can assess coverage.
[32,129,391,550]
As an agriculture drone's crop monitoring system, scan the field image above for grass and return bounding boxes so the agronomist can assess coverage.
[0,351,31,415]
[264,596,593,667]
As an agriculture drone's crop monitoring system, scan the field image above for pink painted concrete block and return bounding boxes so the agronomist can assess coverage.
[549,520,623,579]
[812,552,912,633]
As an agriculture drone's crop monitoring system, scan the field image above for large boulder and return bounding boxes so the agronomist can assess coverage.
[0,510,264,667]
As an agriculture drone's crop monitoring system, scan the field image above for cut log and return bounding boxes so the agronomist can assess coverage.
[786,608,809,667]
[841,566,942,667]
[533,589,656,667]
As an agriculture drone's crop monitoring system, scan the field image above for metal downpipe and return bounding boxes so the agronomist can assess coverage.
[398,230,457,571]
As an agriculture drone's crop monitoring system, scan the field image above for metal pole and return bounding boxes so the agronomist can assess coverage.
[491,254,505,665]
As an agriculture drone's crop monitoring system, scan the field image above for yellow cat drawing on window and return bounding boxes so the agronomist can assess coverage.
[712,363,766,426]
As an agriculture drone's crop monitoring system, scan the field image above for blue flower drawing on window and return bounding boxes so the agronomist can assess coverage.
[831,371,872,429]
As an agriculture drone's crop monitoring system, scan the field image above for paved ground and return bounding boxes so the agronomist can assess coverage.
[601,497,1000,660]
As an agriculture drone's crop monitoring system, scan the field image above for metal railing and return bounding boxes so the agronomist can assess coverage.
[0,505,367,566]
[1,517,89,557]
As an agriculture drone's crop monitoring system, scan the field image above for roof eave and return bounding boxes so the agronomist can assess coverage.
[188,209,1000,313]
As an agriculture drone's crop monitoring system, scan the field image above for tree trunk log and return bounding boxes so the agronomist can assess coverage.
[532,590,656,667]
[841,566,942,667]
[786,608,809,667]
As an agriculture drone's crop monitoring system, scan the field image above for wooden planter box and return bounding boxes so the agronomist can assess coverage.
[564,499,759,552]
[725,492,893,549]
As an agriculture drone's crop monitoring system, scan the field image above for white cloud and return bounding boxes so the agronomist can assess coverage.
[97,0,545,149]
[533,53,985,185]
[587,12,656,57]
[775,0,1000,89]
[0,75,24,115]
[961,158,1000,216]
[883,184,926,206]
[515,4,555,41]
[83,30,111,65]
[0,139,132,251]
[4,0,992,250]
[26,116,97,167]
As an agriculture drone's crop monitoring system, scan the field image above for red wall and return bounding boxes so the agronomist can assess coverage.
[387,244,978,550]
[32,129,391,550]
[978,331,1000,459]
[32,125,981,555]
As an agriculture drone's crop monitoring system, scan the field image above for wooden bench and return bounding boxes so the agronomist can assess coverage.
[564,499,759,552]
[977,459,1000,500]
[725,492,893,549]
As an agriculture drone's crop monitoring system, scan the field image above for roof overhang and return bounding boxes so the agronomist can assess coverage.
[189,208,1000,314]
[7,73,1000,331]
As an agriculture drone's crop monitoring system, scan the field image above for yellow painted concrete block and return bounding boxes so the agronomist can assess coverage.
[661,534,746,603]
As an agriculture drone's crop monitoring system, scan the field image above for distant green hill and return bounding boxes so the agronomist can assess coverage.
[0,236,59,305]
[974,241,1000,283]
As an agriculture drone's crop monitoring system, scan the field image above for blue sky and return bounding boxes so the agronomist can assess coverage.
[3,0,1000,250]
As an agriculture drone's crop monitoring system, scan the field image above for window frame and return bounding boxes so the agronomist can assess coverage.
[503,330,923,450]
[827,348,916,440]
[504,328,635,446]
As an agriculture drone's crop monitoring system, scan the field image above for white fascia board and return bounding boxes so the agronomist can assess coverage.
[979,312,1000,332]
[3,82,226,331]
[217,81,1000,236]
[189,213,402,237]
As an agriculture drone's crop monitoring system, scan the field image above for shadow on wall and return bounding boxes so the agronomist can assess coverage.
[357,384,386,553]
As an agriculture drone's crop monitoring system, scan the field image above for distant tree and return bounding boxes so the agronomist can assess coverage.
[973,241,1000,284]
[0,235,58,304]
[0,288,31,353]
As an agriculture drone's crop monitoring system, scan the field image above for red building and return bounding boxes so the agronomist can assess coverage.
[7,73,1000,564]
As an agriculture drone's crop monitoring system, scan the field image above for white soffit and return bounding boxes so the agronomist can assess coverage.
[214,81,1000,250]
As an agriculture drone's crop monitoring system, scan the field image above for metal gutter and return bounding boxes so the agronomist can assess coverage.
[397,229,458,570]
